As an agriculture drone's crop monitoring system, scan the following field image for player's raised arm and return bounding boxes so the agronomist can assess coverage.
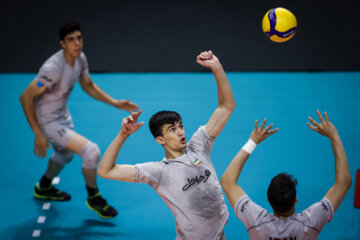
[97,111,144,182]
[307,111,351,211]
[221,119,278,208]
[197,51,235,139]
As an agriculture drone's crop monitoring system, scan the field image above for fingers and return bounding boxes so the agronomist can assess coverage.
[307,122,318,132]
[198,50,213,60]
[308,116,319,127]
[324,111,330,122]
[34,145,47,158]
[317,110,324,123]
[137,121,145,129]
[266,128,279,137]
[263,123,274,134]
[132,110,142,120]
[128,101,139,113]
[259,119,267,131]
[254,120,258,130]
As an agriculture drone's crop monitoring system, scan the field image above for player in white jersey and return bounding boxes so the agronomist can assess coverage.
[97,51,235,239]
[221,111,352,239]
[20,21,139,219]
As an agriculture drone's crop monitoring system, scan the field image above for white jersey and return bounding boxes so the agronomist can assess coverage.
[235,195,334,240]
[34,49,89,125]
[136,126,229,240]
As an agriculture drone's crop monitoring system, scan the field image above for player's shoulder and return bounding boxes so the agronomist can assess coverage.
[40,50,65,73]
[79,51,88,62]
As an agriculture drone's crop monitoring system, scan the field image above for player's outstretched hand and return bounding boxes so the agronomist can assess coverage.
[307,110,338,139]
[196,50,221,70]
[120,110,145,136]
[34,132,51,158]
[114,99,140,113]
[249,119,278,144]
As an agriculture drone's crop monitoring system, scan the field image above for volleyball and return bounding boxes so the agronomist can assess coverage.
[262,7,297,42]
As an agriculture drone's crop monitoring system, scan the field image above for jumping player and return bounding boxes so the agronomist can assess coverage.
[97,51,235,239]
[20,21,139,219]
[221,111,351,239]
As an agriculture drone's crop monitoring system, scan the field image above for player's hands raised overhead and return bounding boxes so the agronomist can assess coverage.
[249,119,278,144]
[196,50,221,70]
[307,110,338,139]
[120,110,144,136]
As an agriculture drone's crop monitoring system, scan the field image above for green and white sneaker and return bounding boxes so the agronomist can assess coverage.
[86,192,118,219]
[34,183,71,201]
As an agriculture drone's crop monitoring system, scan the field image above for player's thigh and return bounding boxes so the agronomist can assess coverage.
[41,121,89,154]
[64,132,89,154]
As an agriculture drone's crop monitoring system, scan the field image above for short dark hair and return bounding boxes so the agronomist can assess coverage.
[267,173,298,214]
[59,21,81,40]
[149,111,182,138]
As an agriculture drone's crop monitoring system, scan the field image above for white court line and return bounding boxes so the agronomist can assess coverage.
[52,176,60,185]
[32,230,41,237]
[42,202,51,210]
[37,216,46,224]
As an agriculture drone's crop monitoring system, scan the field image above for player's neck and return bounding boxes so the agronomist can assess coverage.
[164,147,186,159]
[63,50,77,67]
[274,209,295,219]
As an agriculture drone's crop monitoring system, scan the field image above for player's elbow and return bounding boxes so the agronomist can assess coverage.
[336,175,352,192]
[224,101,236,112]
[19,91,27,104]
[220,175,232,192]
[344,176,352,191]
[96,166,107,178]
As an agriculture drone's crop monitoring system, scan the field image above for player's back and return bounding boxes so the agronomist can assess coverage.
[248,213,320,240]
[235,195,333,240]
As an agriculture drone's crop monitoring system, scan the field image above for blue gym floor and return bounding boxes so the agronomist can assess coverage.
[1,72,360,239]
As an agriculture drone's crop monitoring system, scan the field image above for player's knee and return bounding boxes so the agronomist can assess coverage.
[79,141,100,169]
[51,150,74,166]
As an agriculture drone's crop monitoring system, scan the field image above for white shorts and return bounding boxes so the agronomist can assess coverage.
[39,114,75,151]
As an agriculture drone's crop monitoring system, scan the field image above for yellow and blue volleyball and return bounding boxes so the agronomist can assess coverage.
[262,7,297,42]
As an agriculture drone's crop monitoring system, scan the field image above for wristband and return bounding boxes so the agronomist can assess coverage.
[242,139,257,154]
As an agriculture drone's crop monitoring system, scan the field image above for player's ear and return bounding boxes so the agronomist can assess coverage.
[295,197,298,203]
[155,136,165,145]
[60,40,65,49]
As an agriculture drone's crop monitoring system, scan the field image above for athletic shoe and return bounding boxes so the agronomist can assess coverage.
[33,183,71,201]
[86,192,118,219]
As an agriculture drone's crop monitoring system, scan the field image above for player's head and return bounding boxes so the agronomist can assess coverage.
[149,111,187,150]
[59,21,81,40]
[267,173,298,215]
[59,21,83,58]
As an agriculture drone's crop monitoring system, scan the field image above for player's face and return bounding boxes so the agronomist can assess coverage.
[60,30,83,59]
[159,121,187,151]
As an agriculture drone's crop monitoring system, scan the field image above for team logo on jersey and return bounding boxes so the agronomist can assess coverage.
[41,75,53,82]
[182,169,211,191]
[193,158,201,166]
[321,201,329,212]
[240,200,249,212]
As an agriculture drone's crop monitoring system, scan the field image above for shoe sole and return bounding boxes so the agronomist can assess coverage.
[85,201,116,219]
[33,191,70,201]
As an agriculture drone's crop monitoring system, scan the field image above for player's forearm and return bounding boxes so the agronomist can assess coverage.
[97,132,129,178]
[20,94,43,136]
[212,65,236,111]
[83,81,116,106]
[221,149,250,189]
[330,135,351,188]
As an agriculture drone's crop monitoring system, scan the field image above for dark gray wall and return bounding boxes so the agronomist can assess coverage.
[1,0,359,72]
